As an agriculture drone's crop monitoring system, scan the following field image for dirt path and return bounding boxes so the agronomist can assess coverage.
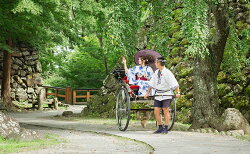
[8,107,250,154]
[16,124,152,154]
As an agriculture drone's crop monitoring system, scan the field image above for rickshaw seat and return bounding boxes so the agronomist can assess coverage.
[123,76,140,95]
[123,76,129,84]
[129,85,140,90]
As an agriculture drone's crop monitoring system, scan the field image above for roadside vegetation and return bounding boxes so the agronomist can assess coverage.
[0,134,63,153]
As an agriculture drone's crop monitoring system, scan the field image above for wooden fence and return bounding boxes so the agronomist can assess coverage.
[41,86,99,105]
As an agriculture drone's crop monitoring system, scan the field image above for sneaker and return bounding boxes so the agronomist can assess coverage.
[154,125,163,134]
[161,125,168,134]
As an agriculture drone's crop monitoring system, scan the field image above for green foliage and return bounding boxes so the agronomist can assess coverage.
[181,0,209,58]
[12,0,42,15]
[222,20,249,73]
[1,0,249,124]
[131,102,152,109]
[176,107,192,124]
[43,75,69,88]
[221,96,249,111]
[145,0,175,56]
[104,0,140,56]
[176,96,192,110]
[41,0,143,88]
[83,94,116,118]
[0,0,79,51]
[58,48,106,88]
[237,134,250,142]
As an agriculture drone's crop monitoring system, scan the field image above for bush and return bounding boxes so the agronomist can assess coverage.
[43,75,70,88]
[82,94,116,118]
[176,96,192,110]
[176,107,192,124]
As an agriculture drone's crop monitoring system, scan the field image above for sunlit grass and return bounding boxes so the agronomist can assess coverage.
[0,133,63,153]
[12,101,68,111]
[237,134,250,142]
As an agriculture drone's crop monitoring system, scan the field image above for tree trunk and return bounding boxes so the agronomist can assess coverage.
[98,36,108,75]
[191,57,221,129]
[103,55,108,75]
[1,40,13,108]
[190,3,229,129]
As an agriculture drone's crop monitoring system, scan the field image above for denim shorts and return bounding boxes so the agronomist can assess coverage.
[154,99,172,108]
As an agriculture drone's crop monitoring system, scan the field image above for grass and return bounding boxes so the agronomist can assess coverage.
[12,101,33,109]
[237,134,250,142]
[0,133,63,153]
[12,101,68,111]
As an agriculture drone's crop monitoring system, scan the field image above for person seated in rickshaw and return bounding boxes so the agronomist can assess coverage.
[122,56,154,96]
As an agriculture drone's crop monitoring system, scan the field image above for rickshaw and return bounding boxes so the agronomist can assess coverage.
[113,50,177,131]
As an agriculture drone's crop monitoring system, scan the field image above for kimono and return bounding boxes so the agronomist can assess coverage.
[149,67,179,100]
[127,65,154,96]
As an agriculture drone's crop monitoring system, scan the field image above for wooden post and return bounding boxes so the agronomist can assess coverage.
[55,89,58,99]
[73,90,76,104]
[65,87,72,104]
[38,88,45,111]
[1,40,13,108]
[87,91,90,102]
[53,97,59,110]
[45,87,48,98]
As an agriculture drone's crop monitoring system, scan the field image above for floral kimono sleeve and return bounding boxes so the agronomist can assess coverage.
[146,66,154,80]
[127,66,139,85]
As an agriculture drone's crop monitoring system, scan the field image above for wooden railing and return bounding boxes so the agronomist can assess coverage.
[73,89,99,105]
[41,86,99,105]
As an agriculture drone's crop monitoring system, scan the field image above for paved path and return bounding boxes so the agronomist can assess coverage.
[8,107,250,154]
[18,125,151,154]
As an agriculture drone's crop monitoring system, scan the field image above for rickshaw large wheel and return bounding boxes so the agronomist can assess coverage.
[116,87,131,131]
[167,98,176,131]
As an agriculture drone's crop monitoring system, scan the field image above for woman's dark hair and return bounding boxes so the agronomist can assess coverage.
[140,55,155,65]
[156,57,166,66]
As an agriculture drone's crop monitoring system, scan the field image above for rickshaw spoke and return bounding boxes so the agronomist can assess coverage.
[116,87,131,131]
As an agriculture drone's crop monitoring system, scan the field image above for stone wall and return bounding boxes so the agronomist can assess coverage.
[0,44,43,104]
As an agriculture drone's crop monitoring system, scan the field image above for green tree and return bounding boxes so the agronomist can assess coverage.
[138,0,249,129]
[41,0,143,88]
[180,0,249,129]
[0,0,81,108]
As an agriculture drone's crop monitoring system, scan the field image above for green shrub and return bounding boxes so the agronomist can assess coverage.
[176,95,192,110]
[43,75,70,88]
[176,107,192,124]
[83,94,116,118]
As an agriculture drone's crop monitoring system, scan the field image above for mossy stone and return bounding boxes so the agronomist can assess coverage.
[220,131,226,136]
[201,129,207,133]
[180,38,189,46]
[173,8,182,17]
[179,67,192,78]
[245,85,250,96]
[218,83,231,97]
[213,130,219,135]
[170,38,178,44]
[172,31,182,40]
